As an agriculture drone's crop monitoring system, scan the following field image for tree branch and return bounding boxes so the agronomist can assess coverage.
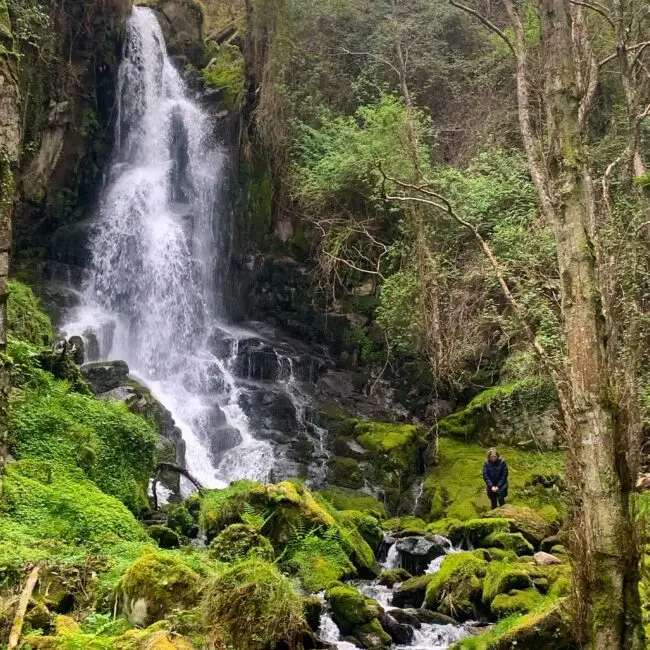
[8,565,41,649]
[449,0,516,56]
[569,0,616,28]
[382,173,559,378]
[155,462,203,491]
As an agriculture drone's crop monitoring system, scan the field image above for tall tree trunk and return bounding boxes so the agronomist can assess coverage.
[538,0,644,646]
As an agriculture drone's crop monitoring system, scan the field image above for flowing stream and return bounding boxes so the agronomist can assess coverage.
[62,6,273,488]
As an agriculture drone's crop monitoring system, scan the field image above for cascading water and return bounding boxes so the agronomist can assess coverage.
[63,6,273,488]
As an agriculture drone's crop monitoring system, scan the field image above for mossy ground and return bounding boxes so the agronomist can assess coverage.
[424,437,565,522]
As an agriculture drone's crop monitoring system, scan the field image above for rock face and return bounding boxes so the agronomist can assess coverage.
[81,360,129,393]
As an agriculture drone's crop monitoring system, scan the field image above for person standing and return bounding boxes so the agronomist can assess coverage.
[483,447,508,509]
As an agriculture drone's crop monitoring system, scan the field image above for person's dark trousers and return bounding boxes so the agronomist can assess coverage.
[490,493,505,509]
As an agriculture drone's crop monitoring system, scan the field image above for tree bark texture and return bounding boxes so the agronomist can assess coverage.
[537,0,644,646]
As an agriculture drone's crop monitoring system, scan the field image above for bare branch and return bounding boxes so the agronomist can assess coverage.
[449,0,516,56]
[8,566,41,649]
[569,0,616,28]
[382,173,559,377]
[339,47,402,77]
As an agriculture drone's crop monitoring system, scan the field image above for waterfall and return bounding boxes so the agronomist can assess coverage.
[63,7,273,488]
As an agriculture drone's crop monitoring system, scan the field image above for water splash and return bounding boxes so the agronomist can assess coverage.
[63,7,272,488]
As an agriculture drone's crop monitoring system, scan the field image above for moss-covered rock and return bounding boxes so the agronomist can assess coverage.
[356,618,392,649]
[392,573,433,608]
[202,558,307,650]
[482,561,533,603]
[317,486,387,518]
[200,480,380,578]
[379,568,412,587]
[120,552,200,626]
[491,588,543,617]
[484,505,554,546]
[383,515,427,536]
[327,455,364,489]
[340,510,383,551]
[424,552,487,620]
[450,602,575,649]
[208,524,274,563]
[447,518,511,547]
[326,583,384,640]
[8,280,53,344]
[148,525,181,549]
[484,532,534,556]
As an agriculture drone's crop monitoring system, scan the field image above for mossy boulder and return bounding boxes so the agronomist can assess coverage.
[200,480,380,578]
[340,510,383,551]
[448,518,512,547]
[484,532,534,556]
[202,558,307,650]
[208,524,274,563]
[379,568,412,587]
[450,602,575,649]
[424,552,487,620]
[491,588,543,617]
[326,583,389,647]
[148,525,181,549]
[354,421,425,499]
[120,552,200,626]
[484,505,554,546]
[383,515,427,536]
[391,573,433,608]
[165,502,198,539]
[482,561,533,603]
[328,455,363,489]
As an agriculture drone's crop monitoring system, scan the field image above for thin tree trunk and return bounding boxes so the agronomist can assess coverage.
[8,565,40,649]
[538,0,644,646]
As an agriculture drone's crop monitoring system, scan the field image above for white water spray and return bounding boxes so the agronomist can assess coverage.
[63,7,273,488]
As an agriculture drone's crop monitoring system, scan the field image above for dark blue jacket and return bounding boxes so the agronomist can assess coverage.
[483,458,508,497]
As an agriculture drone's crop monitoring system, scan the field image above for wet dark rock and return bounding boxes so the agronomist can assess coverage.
[84,330,101,362]
[68,335,85,364]
[388,609,421,629]
[80,360,129,394]
[394,535,449,575]
[413,609,457,626]
[209,425,243,462]
[238,387,297,435]
[381,613,414,645]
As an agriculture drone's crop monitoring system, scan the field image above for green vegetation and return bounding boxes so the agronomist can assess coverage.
[423,438,565,522]
[203,42,245,108]
[424,552,487,619]
[208,523,275,563]
[201,558,307,650]
[7,279,52,344]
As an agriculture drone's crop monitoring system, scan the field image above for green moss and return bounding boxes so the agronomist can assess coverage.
[448,518,512,546]
[340,510,383,551]
[328,455,363,489]
[1,460,147,544]
[285,531,355,592]
[203,42,244,108]
[426,518,462,537]
[482,561,533,603]
[120,551,200,626]
[317,486,386,518]
[356,617,392,649]
[424,552,487,619]
[484,505,553,545]
[165,502,198,539]
[393,573,434,608]
[436,377,556,444]
[208,523,274,563]
[326,583,382,633]
[147,525,181,549]
[490,588,543,617]
[378,568,412,587]
[423,438,565,522]
[484,532,534,556]
[383,515,427,535]
[10,381,158,511]
[199,480,261,540]
[7,279,52,344]
[202,558,306,650]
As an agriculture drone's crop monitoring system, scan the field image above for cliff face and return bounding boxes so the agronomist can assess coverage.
[8,0,133,281]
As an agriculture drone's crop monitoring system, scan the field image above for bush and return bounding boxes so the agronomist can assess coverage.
[202,558,306,650]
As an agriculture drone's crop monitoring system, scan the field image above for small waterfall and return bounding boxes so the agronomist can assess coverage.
[62,7,273,487]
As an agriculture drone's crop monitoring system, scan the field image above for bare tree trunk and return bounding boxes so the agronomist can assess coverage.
[538,0,644,646]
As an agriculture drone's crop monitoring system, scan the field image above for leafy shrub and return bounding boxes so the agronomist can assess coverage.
[7,280,52,345]
[203,43,245,108]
